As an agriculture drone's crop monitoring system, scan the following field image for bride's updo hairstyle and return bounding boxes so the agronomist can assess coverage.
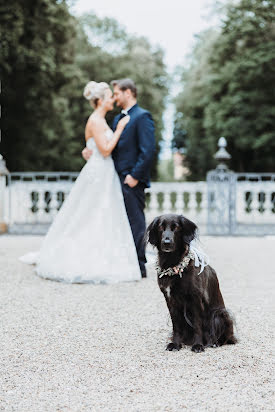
[83,81,110,108]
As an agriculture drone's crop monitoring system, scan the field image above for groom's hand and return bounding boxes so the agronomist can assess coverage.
[124,174,138,188]
[82,147,93,161]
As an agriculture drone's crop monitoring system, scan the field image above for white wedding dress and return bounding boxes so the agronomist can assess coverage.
[20,129,141,284]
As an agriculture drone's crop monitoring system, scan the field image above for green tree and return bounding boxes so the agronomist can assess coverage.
[0,0,84,171]
[205,0,275,172]
[172,113,187,151]
[173,29,218,180]
[1,7,168,177]
[174,0,275,179]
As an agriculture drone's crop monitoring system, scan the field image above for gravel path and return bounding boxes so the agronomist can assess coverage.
[0,235,274,412]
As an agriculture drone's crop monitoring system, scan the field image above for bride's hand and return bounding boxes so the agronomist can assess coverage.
[82,147,93,161]
[117,115,130,132]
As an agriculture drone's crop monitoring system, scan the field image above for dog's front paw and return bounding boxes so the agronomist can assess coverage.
[166,342,182,351]
[191,343,205,353]
[210,343,219,348]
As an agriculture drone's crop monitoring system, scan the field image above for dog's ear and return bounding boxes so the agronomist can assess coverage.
[179,215,198,245]
[146,217,160,247]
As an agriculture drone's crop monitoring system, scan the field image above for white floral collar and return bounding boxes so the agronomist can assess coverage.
[155,240,210,278]
[156,249,195,278]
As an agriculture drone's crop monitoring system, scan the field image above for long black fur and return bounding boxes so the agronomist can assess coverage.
[146,214,237,352]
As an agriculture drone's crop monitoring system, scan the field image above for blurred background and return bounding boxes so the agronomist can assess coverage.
[1,0,274,181]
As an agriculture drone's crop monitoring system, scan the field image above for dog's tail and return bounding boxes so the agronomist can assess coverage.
[209,307,238,346]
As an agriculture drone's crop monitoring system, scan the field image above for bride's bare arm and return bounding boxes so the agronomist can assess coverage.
[86,116,129,158]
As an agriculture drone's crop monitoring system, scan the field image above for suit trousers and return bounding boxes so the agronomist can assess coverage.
[119,175,147,275]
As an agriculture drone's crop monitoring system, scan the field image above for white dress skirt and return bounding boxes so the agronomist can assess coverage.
[20,130,141,284]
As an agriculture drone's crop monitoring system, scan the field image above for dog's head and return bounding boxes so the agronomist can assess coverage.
[146,214,198,253]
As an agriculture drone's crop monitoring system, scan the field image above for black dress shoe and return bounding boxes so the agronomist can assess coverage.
[141,271,147,278]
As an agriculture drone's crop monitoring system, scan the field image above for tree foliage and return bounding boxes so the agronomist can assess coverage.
[174,0,275,180]
[0,0,83,171]
[0,3,168,178]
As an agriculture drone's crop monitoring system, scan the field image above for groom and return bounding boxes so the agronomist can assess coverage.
[82,78,155,278]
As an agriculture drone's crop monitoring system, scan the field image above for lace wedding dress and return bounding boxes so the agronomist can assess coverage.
[20,129,141,283]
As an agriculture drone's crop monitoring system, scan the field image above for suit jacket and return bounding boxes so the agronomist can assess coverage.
[112,104,155,188]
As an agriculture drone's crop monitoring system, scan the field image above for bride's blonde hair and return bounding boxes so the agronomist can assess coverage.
[83,81,110,108]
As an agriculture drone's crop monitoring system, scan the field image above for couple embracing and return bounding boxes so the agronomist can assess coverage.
[20,78,156,283]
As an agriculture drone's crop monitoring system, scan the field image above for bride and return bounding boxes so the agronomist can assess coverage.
[20,81,141,283]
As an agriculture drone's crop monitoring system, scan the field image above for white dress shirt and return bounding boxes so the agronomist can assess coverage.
[121,104,135,116]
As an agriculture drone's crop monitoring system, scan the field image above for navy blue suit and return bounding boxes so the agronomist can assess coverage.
[112,104,155,276]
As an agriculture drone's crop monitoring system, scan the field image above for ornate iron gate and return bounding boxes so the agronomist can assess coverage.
[207,168,236,235]
[207,171,275,235]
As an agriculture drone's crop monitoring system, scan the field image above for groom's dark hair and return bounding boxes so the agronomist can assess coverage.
[111,78,137,98]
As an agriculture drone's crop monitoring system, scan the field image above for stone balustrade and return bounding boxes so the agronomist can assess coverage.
[2,172,275,235]
[145,182,207,229]
[236,181,275,223]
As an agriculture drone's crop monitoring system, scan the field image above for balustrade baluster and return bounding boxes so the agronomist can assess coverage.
[175,191,184,215]
[199,187,208,233]
[264,186,273,222]
[36,189,46,222]
[149,191,159,215]
[198,186,207,220]
[249,189,259,222]
[236,183,248,223]
[63,191,70,202]
[50,190,59,218]
[162,190,171,214]
[186,189,197,220]
[183,191,189,212]
[25,186,36,223]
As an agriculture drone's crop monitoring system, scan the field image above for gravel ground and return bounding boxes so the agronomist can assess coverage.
[0,235,274,412]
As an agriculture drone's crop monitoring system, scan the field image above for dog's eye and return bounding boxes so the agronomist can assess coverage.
[171,224,179,231]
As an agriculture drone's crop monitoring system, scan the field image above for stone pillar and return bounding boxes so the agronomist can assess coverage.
[0,154,9,234]
[207,137,236,235]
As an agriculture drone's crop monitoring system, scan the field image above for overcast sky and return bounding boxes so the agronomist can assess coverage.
[71,0,222,70]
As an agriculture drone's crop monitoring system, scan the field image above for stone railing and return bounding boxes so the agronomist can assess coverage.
[236,179,275,224]
[145,182,207,228]
[2,172,275,235]
[4,174,208,234]
[5,173,79,233]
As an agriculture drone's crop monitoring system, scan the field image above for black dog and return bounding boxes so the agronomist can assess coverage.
[146,214,237,352]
